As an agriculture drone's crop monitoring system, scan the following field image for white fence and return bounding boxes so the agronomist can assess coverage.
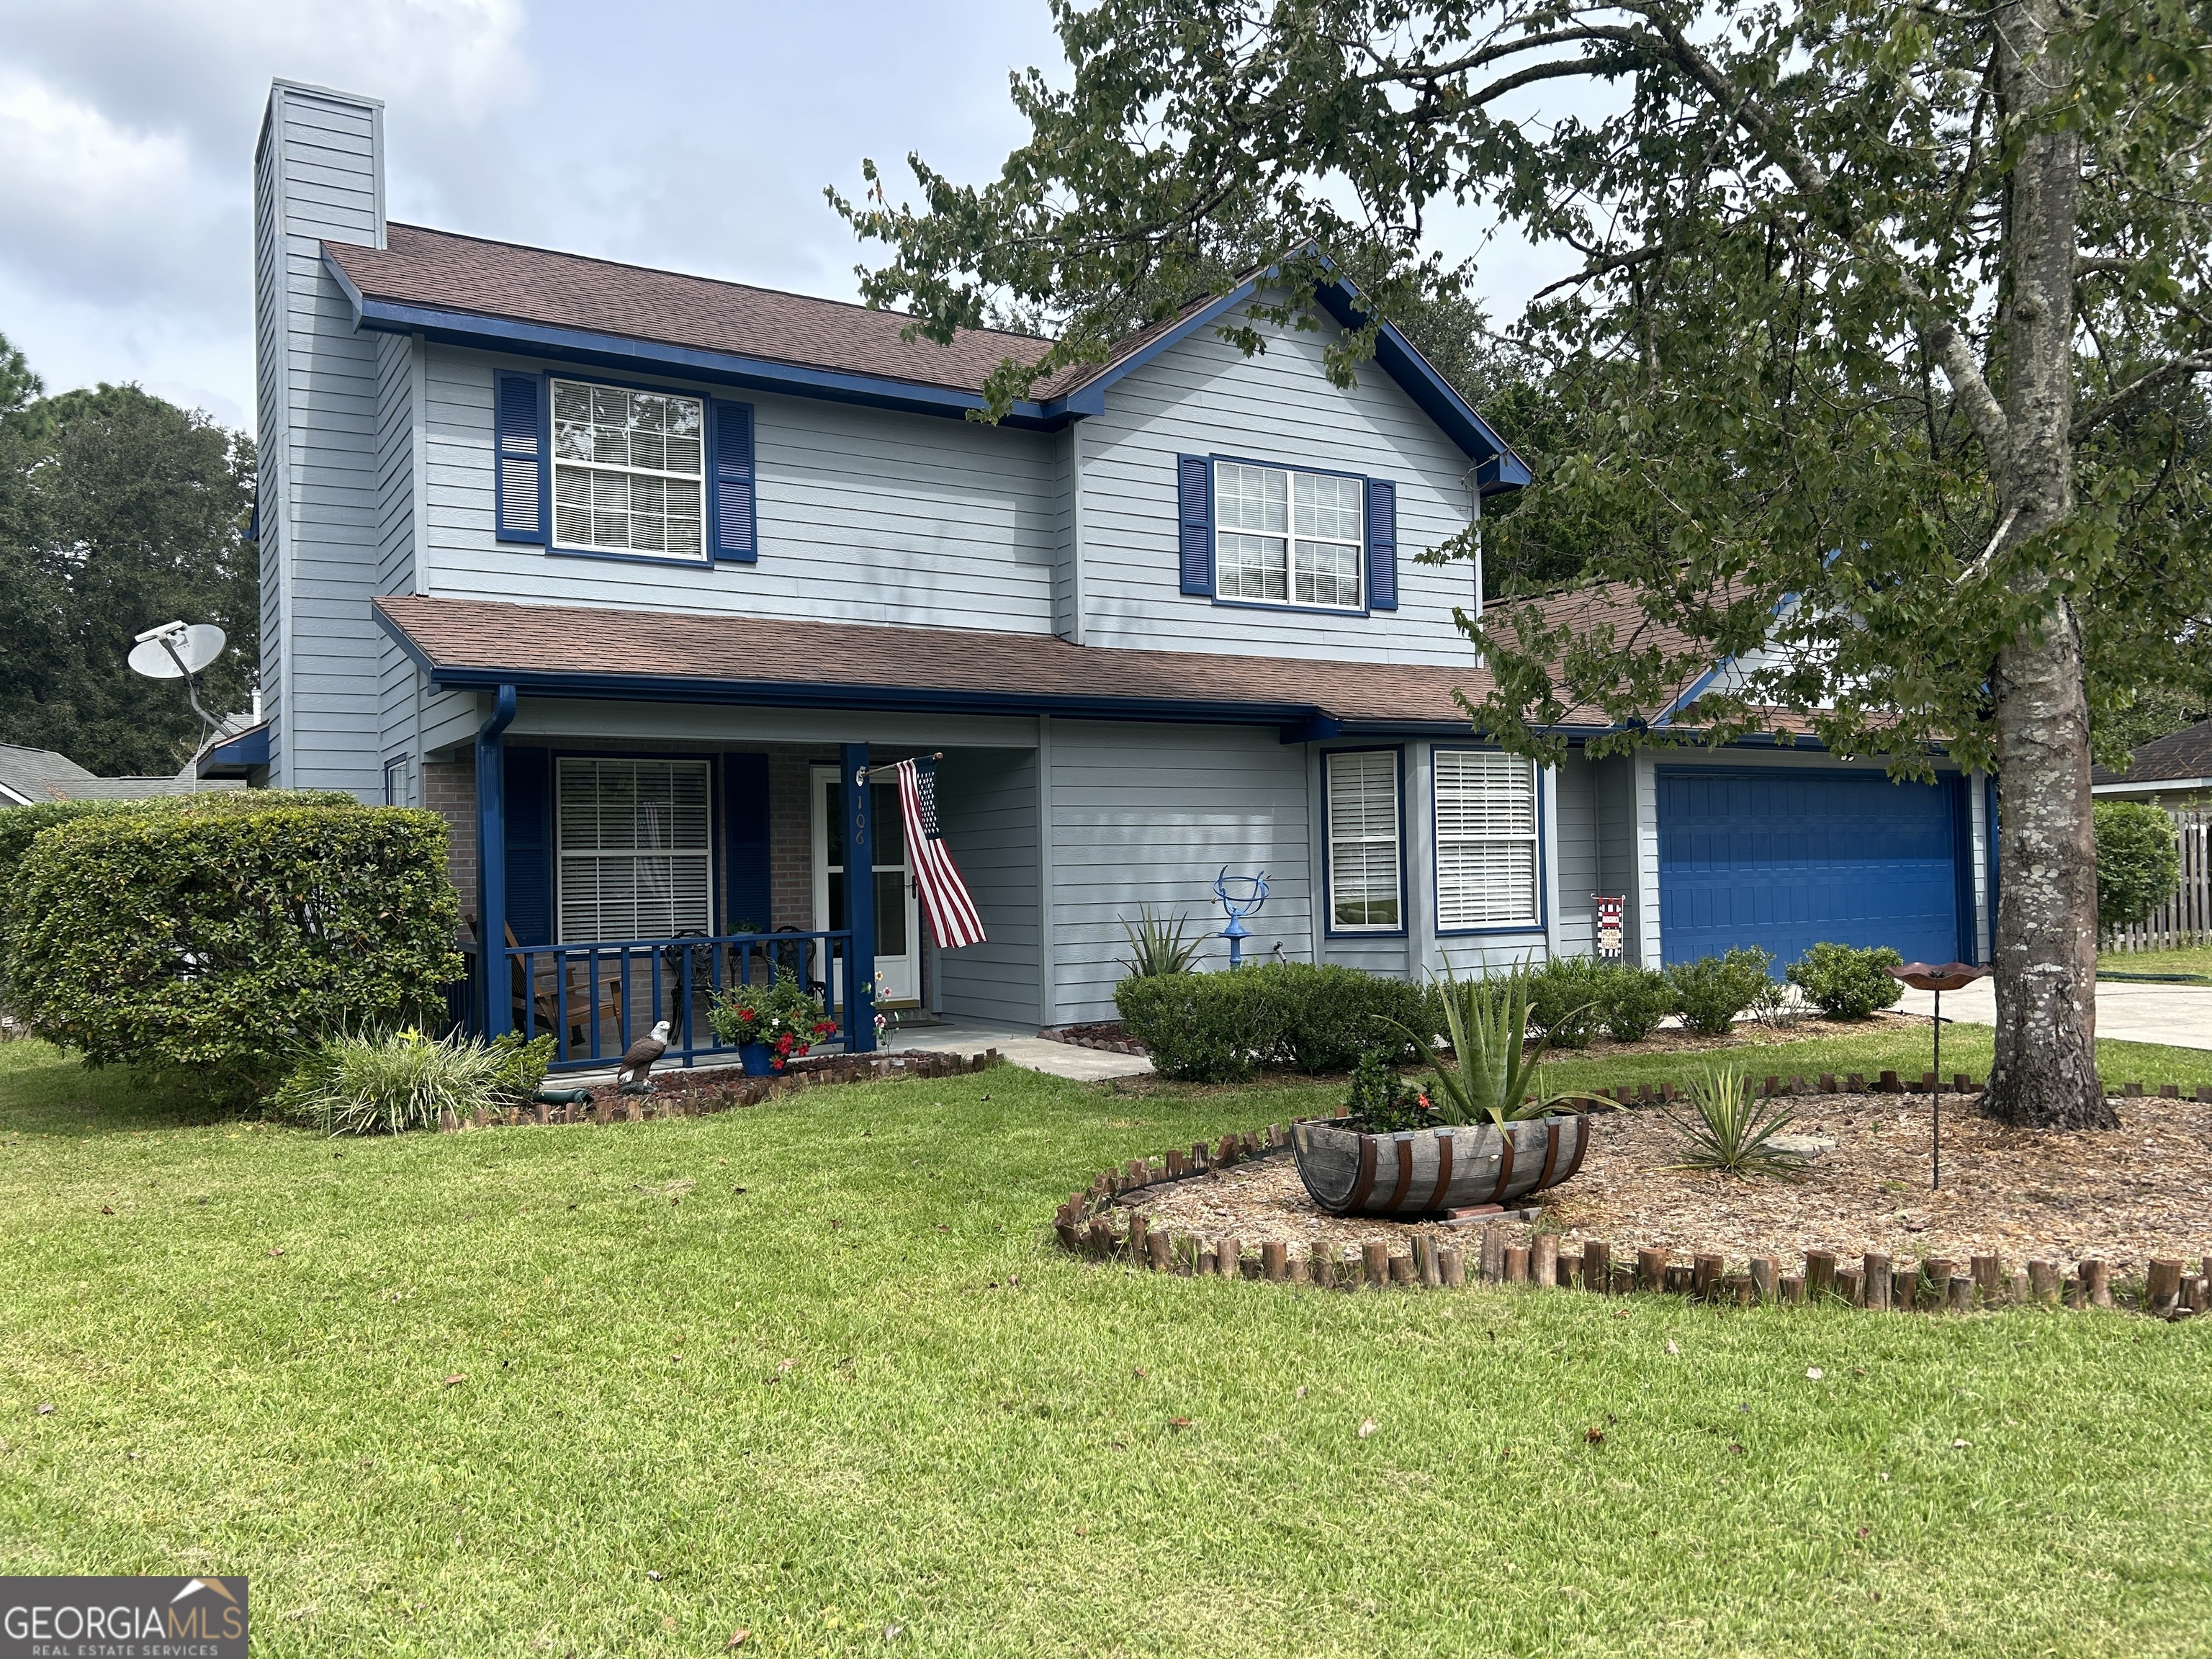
[2105,809,2212,953]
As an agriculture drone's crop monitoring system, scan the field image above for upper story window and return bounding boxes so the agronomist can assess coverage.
[1434,750,1540,930]
[1215,462,1364,610]
[551,379,706,562]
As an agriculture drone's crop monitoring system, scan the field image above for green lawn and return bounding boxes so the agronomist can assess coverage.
[2100,943,2212,981]
[4,1037,2211,1658]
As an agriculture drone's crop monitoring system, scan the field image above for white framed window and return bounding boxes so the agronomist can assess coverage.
[550,379,706,562]
[1434,750,1541,930]
[1216,461,1363,609]
[1326,750,1402,930]
[556,757,713,942]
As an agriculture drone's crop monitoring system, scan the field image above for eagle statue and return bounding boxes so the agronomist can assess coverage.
[615,1020,672,1094]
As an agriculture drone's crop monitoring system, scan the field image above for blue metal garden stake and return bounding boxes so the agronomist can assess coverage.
[1213,868,1269,968]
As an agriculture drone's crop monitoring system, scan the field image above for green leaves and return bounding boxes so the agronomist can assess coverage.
[1660,1063,1810,1181]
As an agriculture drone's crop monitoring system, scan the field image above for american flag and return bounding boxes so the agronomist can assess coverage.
[888,756,986,949]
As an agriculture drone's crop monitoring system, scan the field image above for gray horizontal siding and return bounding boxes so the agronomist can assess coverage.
[1047,721,1313,1023]
[420,346,1059,633]
[934,747,1042,1027]
[1076,304,1486,665]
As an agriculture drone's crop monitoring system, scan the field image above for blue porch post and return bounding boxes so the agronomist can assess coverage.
[476,685,517,1037]
[840,742,878,1052]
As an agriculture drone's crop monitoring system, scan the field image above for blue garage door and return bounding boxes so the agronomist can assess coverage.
[1658,768,1969,968]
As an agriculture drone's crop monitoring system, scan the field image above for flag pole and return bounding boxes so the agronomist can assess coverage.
[853,750,943,784]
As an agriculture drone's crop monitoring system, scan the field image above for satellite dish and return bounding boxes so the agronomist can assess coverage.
[127,624,226,680]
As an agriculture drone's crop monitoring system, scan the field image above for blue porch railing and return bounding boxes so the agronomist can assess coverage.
[501,930,859,1072]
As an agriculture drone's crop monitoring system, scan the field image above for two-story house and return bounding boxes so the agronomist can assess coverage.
[246,80,1998,1072]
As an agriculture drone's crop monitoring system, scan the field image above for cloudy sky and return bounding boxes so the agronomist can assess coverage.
[0,0,1582,431]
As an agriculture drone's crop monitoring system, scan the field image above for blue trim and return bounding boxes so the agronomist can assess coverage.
[333,259,1064,430]
[326,247,1532,475]
[202,724,270,768]
[1429,747,1550,938]
[1320,745,1410,939]
[476,683,518,1038]
[840,743,878,1053]
[1204,454,1375,618]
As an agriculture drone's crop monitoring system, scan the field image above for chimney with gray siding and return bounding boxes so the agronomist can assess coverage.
[252,81,387,795]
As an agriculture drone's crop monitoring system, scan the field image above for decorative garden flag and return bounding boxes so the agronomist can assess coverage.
[889,757,986,948]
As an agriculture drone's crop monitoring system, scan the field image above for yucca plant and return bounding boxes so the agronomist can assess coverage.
[273,1028,506,1136]
[1661,1064,1810,1180]
[1115,907,1201,978]
[1390,966,1585,1130]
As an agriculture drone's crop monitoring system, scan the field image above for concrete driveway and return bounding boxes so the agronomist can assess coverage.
[1892,976,2212,1051]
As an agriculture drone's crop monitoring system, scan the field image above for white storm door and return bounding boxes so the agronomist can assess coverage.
[811,767,921,1004]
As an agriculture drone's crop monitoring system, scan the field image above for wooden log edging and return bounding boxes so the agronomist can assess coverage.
[437,1047,1007,1133]
[1053,1111,2211,1320]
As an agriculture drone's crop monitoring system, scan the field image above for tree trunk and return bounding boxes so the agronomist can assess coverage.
[1980,0,2114,1130]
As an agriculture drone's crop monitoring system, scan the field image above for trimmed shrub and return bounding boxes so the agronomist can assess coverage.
[1115,968,1281,1083]
[2095,801,2182,931]
[1247,961,1433,1073]
[1524,956,1611,1048]
[1666,948,1773,1036]
[0,790,354,1000]
[1786,942,1904,1019]
[1597,965,1674,1042]
[7,802,463,1094]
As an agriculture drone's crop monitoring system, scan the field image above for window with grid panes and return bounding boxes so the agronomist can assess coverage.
[1215,462,1363,608]
[556,758,713,942]
[550,379,706,561]
[1326,750,1402,929]
[1434,750,1540,928]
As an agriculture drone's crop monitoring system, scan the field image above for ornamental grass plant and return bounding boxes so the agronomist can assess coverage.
[1660,1062,1810,1180]
[271,1028,507,1136]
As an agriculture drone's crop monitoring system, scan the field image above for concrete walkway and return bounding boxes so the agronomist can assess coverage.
[889,1016,1154,1081]
[1893,977,2212,1052]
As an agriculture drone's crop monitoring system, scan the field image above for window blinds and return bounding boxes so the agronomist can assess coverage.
[555,757,714,942]
[1326,750,1402,930]
[1434,750,1539,928]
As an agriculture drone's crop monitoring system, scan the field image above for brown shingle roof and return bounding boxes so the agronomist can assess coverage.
[328,225,1056,396]
[2092,719,2212,787]
[372,589,1727,733]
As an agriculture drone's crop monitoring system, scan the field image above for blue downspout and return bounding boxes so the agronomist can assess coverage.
[841,742,878,1052]
[477,684,517,1037]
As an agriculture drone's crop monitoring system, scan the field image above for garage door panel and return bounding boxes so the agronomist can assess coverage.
[1658,767,1965,968]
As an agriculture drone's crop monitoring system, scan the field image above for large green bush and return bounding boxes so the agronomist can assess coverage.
[1596,964,1675,1042]
[2094,802,2182,930]
[0,790,354,997]
[1244,961,1432,1072]
[1115,968,1282,1082]
[1524,956,1611,1048]
[1666,948,1774,1035]
[6,802,462,1092]
[1786,942,1905,1018]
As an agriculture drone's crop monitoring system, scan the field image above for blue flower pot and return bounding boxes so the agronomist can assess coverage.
[738,1041,773,1076]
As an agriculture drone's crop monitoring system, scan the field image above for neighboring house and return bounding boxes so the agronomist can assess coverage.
[2092,721,2212,809]
[249,79,1997,1067]
[0,742,243,806]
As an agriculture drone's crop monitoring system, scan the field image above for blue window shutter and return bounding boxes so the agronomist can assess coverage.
[1177,454,1213,595]
[495,372,547,544]
[711,400,757,562]
[503,747,554,945]
[723,752,772,930]
[1367,477,1398,611]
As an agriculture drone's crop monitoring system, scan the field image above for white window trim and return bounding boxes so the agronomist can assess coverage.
[1432,749,1542,932]
[1325,748,1403,933]
[1215,460,1365,612]
[549,376,708,564]
[554,756,715,944]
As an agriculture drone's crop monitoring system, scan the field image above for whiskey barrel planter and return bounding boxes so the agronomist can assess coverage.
[1290,1115,1594,1218]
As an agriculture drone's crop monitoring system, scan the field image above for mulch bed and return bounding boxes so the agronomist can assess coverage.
[1128,1094,2212,1278]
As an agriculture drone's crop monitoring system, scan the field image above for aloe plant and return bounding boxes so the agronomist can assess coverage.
[1115,907,1201,978]
[1390,966,1592,1130]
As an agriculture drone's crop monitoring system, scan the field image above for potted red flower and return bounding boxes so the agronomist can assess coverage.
[709,969,834,1074]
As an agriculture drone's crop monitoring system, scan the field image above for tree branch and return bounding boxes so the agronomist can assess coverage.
[2069,352,2212,442]
[1529,240,1667,300]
